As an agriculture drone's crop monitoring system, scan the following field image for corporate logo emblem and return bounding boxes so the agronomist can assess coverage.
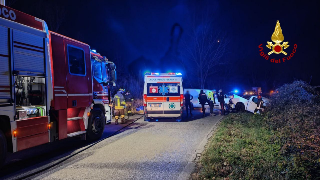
[149,86,158,93]
[169,103,176,109]
[159,85,169,95]
[266,20,289,55]
[258,20,297,63]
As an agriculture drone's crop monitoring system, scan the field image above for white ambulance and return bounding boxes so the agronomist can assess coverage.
[143,73,184,120]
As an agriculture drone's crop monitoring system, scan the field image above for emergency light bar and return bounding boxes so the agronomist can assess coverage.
[145,72,182,75]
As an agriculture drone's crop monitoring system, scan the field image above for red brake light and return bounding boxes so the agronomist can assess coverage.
[13,130,17,137]
[143,94,147,106]
[180,94,184,106]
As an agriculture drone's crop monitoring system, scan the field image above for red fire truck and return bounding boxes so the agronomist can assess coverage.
[0,4,116,166]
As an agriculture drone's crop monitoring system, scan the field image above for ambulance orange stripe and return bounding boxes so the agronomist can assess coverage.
[146,96,180,102]
[147,97,164,101]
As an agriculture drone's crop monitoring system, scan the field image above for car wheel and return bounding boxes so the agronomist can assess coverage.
[87,108,105,141]
[0,130,7,167]
[236,102,245,112]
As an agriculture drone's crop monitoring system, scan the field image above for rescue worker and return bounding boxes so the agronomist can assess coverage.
[210,90,216,116]
[254,94,263,114]
[198,90,207,117]
[212,90,216,105]
[114,89,126,124]
[184,90,193,117]
[218,89,225,115]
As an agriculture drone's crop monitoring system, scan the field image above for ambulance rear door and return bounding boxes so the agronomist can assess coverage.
[146,83,164,114]
[162,82,181,115]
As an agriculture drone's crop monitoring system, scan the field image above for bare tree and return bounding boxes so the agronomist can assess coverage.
[180,10,229,89]
[112,52,143,99]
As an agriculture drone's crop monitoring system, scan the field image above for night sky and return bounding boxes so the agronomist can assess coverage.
[8,0,320,91]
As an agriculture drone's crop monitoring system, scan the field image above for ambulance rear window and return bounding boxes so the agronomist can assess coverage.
[147,83,180,96]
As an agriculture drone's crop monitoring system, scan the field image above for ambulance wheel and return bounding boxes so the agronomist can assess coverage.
[87,108,105,141]
[236,102,245,112]
[0,130,7,167]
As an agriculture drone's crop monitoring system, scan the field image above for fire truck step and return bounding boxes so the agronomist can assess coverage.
[67,131,86,138]
[67,117,83,121]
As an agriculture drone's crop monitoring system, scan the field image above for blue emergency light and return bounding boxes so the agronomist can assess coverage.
[234,89,239,93]
[176,73,182,75]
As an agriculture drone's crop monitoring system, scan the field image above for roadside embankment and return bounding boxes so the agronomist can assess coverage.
[194,81,320,179]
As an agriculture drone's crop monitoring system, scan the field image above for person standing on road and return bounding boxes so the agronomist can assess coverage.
[218,89,225,115]
[184,90,193,117]
[198,90,207,117]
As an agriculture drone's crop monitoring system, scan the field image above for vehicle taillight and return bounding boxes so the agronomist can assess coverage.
[143,94,147,106]
[13,130,17,137]
[180,94,184,106]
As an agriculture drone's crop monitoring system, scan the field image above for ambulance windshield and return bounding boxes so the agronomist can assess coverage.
[147,83,180,96]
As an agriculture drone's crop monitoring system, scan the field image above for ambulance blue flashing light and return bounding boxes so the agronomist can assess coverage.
[91,49,97,52]
[145,72,182,75]
[234,89,239,93]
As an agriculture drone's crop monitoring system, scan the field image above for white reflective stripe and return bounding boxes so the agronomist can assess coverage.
[54,90,67,93]
[54,86,64,89]
[68,94,92,96]
[67,117,83,121]
[97,94,108,96]
[55,94,67,97]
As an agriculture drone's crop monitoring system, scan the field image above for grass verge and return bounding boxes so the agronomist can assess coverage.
[197,113,283,179]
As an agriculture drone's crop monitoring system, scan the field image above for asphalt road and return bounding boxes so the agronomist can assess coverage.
[1,109,222,180]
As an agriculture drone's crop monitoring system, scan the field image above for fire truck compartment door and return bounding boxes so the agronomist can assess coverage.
[13,29,45,74]
[0,25,11,102]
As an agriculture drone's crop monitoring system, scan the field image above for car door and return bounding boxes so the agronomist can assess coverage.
[65,43,91,108]
[246,96,258,113]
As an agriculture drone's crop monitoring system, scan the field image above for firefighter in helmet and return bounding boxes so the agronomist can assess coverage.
[114,89,126,124]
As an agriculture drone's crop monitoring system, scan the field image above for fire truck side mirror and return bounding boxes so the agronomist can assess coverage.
[110,69,116,82]
[109,63,116,70]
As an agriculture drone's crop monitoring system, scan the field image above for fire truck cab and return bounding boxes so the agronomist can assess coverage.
[91,50,116,124]
[143,73,183,121]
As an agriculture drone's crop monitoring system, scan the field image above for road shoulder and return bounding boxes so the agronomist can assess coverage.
[177,115,223,180]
